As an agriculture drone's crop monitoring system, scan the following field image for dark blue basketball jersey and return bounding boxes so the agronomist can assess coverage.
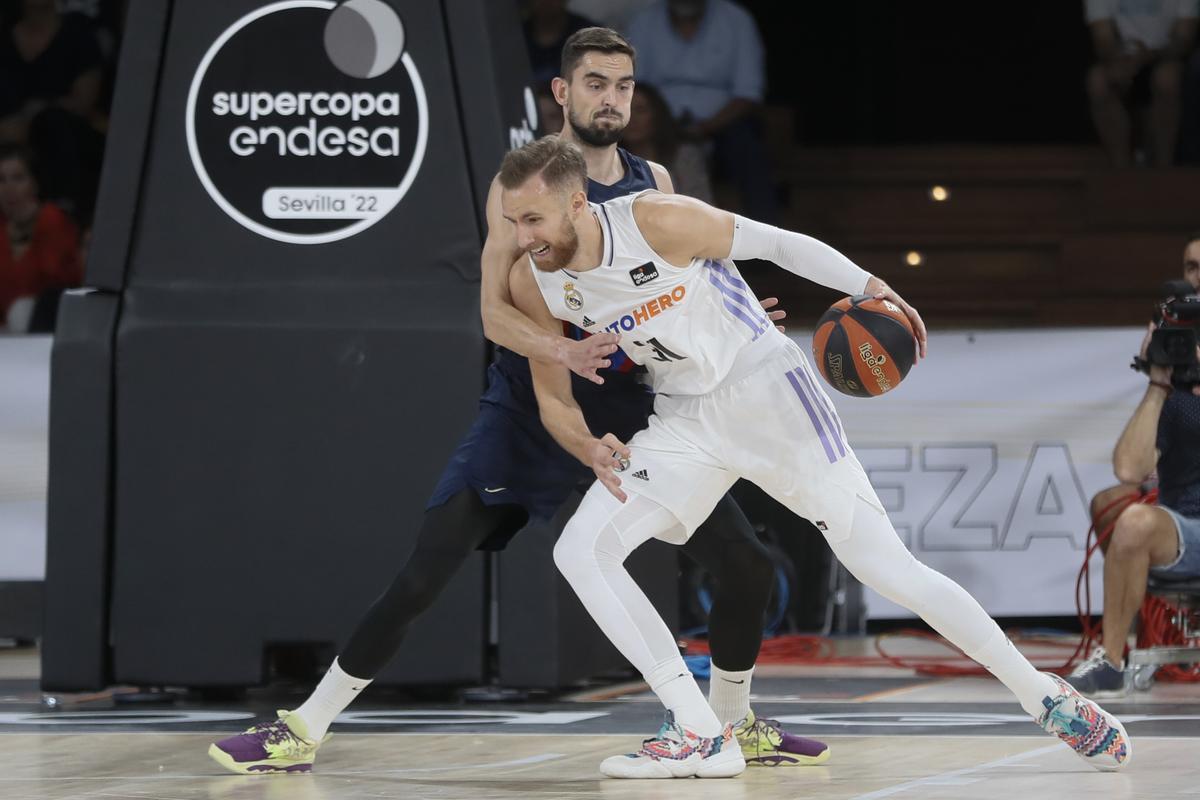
[428,148,660,525]
[587,147,657,203]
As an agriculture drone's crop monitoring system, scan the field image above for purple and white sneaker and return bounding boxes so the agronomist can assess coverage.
[208,710,324,774]
[735,710,831,766]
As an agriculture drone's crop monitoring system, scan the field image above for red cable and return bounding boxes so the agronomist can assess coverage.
[682,488,1199,681]
[1067,491,1143,670]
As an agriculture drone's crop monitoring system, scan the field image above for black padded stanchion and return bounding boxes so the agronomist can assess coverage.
[45,0,534,690]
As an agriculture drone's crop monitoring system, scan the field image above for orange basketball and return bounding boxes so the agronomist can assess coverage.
[812,295,916,397]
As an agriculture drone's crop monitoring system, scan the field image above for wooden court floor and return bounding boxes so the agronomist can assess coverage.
[3,641,1198,800]
[3,730,1198,800]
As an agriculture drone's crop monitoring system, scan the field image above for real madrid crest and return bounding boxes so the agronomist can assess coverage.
[563,282,584,311]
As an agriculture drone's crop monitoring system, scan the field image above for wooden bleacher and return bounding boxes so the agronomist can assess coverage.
[736,111,1200,328]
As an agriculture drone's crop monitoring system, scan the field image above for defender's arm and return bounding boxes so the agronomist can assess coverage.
[509,258,632,501]
[481,174,619,382]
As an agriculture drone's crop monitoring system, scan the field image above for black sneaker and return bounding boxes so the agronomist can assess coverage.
[1066,647,1126,698]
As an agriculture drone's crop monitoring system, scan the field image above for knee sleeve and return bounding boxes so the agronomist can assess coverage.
[679,494,775,670]
[553,493,630,581]
[554,488,683,578]
[685,494,775,589]
[552,485,686,673]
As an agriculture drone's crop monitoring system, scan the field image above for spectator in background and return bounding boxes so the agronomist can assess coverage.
[568,0,655,31]
[625,0,776,221]
[0,0,108,221]
[535,82,563,135]
[0,144,82,333]
[523,0,597,87]
[621,82,713,202]
[1085,0,1199,167]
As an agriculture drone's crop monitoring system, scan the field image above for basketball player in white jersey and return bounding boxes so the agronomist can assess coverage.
[499,135,1132,779]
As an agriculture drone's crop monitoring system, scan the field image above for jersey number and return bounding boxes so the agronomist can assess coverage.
[632,337,687,363]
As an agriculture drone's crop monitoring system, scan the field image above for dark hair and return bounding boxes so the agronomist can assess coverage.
[498,135,587,194]
[1188,232,1200,247]
[629,83,680,165]
[560,26,636,81]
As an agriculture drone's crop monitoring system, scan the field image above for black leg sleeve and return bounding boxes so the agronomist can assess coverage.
[338,489,526,678]
[679,491,775,672]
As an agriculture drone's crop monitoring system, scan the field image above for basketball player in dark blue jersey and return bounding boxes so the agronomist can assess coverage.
[209,27,826,774]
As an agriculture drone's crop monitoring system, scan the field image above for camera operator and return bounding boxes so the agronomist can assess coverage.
[1068,233,1200,697]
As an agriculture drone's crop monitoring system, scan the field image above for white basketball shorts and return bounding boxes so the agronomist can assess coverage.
[614,339,884,544]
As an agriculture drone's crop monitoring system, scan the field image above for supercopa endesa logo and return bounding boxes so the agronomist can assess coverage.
[185,0,428,244]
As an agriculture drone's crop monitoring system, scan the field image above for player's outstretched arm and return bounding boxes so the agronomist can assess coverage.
[509,257,632,501]
[480,175,620,383]
[639,176,787,331]
[633,193,925,357]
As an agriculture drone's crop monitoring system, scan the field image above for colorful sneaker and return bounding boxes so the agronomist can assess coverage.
[1066,647,1127,698]
[1037,674,1131,771]
[734,710,830,766]
[599,711,745,779]
[208,710,324,774]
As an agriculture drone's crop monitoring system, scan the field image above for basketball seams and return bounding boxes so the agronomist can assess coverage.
[838,317,901,394]
[846,309,917,371]
[845,304,912,337]
[812,321,836,382]
[819,323,870,397]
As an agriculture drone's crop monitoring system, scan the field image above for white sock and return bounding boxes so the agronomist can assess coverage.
[968,628,1059,718]
[645,658,722,737]
[292,658,372,740]
[708,663,754,726]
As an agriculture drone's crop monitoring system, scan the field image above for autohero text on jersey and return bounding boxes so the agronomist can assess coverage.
[212,91,401,157]
[603,285,687,334]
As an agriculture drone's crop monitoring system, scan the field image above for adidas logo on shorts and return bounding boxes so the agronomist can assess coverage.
[632,469,649,480]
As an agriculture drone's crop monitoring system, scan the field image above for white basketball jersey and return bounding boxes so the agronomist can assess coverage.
[531,192,788,395]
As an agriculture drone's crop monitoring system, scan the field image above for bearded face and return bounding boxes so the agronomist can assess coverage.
[566,103,625,147]
[527,210,581,271]
[560,51,634,148]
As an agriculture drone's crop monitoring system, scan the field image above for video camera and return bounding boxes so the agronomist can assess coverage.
[1132,280,1200,390]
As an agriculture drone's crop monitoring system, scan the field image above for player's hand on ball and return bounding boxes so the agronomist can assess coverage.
[590,433,631,502]
[559,332,620,385]
[759,296,787,332]
[865,276,927,360]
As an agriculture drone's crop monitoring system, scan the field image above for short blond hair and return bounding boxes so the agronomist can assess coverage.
[498,135,587,195]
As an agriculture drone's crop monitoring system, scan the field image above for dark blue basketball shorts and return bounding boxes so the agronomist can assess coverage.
[426,355,655,533]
